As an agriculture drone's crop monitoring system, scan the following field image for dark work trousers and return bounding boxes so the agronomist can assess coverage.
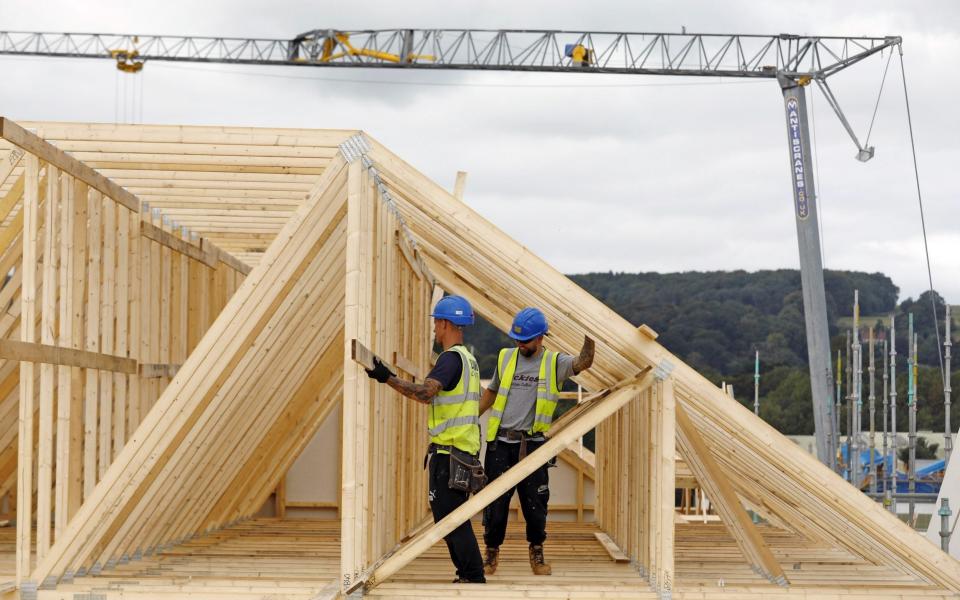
[428,452,485,582]
[482,439,550,548]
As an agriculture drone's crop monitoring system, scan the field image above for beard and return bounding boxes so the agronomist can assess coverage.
[518,345,536,357]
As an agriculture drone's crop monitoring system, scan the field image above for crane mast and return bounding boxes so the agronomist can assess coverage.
[0,27,902,468]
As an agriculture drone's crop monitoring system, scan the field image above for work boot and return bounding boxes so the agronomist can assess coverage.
[529,543,552,575]
[483,546,500,575]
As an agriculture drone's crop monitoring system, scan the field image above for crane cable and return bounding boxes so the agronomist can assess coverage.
[864,47,894,150]
[898,43,946,385]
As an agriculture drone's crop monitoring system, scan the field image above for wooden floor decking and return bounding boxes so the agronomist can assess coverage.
[0,519,948,599]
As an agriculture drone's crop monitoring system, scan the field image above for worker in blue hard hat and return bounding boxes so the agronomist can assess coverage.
[478,307,595,576]
[365,294,486,584]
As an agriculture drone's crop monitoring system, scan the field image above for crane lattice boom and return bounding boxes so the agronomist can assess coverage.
[0,29,899,78]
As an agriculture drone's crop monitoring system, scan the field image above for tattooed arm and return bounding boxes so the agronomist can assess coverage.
[386,376,442,405]
[572,335,595,374]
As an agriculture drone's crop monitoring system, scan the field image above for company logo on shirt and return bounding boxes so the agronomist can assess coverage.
[512,373,539,387]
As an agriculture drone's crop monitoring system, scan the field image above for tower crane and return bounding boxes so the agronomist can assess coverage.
[0,27,904,469]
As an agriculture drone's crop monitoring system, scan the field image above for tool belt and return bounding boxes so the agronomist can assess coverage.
[496,429,544,460]
[426,443,488,494]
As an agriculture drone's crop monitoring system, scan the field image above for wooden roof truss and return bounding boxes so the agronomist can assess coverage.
[0,119,956,598]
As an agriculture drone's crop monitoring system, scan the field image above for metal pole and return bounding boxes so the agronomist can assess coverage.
[836,350,843,473]
[908,315,917,521]
[846,329,853,482]
[882,337,889,496]
[946,304,953,466]
[869,325,877,494]
[852,291,862,487]
[754,350,760,417]
[778,75,835,466]
[940,498,953,553]
[889,315,898,513]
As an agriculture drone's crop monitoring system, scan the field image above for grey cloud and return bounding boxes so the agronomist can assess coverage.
[1,0,957,302]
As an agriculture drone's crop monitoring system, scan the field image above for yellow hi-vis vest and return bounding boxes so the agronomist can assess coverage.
[428,345,481,455]
[486,348,560,442]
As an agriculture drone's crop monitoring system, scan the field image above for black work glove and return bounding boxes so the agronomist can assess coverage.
[365,356,395,383]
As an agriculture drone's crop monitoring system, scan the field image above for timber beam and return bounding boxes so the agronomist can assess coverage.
[0,340,138,374]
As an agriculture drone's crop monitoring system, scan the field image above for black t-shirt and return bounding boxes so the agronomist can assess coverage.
[426,348,464,392]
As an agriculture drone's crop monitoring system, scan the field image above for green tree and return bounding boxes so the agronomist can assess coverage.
[899,437,940,462]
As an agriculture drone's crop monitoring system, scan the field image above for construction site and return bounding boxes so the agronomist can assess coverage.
[0,12,958,600]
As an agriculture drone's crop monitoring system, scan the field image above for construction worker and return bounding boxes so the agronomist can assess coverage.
[479,307,595,576]
[365,295,486,584]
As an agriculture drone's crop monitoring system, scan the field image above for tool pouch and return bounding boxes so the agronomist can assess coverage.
[448,448,488,494]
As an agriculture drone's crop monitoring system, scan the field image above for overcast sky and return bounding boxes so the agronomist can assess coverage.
[1,0,957,306]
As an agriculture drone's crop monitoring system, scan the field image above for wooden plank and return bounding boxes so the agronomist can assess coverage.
[54,172,76,537]
[158,215,172,393]
[37,164,60,560]
[113,205,130,458]
[138,204,152,427]
[167,220,182,382]
[15,152,39,583]
[138,364,181,379]
[83,189,103,500]
[148,208,162,416]
[638,324,659,340]
[452,171,467,201]
[376,193,391,553]
[342,158,373,592]
[648,376,676,594]
[350,339,400,374]
[67,179,88,519]
[0,118,140,212]
[675,403,786,585]
[186,232,205,353]
[394,230,422,281]
[177,226,189,365]
[0,342,138,375]
[126,210,140,439]
[558,447,595,480]
[140,219,217,269]
[593,531,630,563]
[99,196,116,479]
[391,352,420,382]
[362,368,657,592]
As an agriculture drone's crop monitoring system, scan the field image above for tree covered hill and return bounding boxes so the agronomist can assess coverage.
[568,269,898,377]
[467,269,957,436]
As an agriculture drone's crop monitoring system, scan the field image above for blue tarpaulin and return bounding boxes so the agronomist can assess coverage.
[838,446,943,494]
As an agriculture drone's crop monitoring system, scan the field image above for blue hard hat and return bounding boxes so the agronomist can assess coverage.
[431,295,475,326]
[508,307,548,341]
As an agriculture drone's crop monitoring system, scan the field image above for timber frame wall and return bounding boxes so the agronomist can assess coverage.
[0,118,250,587]
[0,119,958,599]
[0,120,250,581]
